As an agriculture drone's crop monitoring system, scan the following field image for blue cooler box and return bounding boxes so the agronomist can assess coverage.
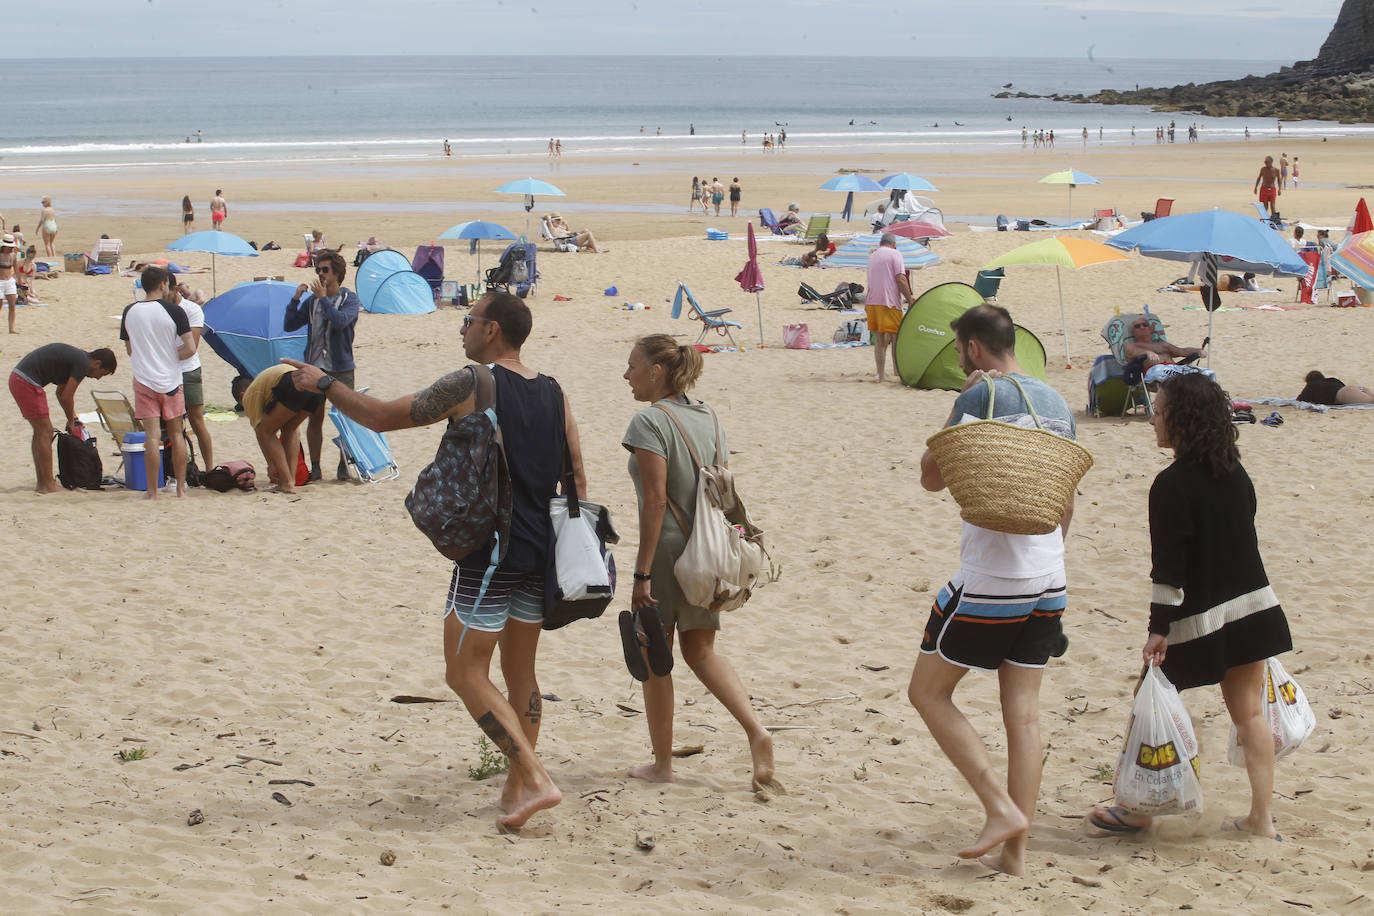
[121,432,166,491]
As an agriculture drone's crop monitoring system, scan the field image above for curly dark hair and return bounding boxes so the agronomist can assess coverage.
[1159,372,1238,478]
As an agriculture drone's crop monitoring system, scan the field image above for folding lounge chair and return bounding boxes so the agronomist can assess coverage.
[1093,312,1172,417]
[973,268,1004,302]
[88,238,122,270]
[1141,198,1174,221]
[90,389,143,476]
[758,208,789,236]
[797,215,831,243]
[486,242,538,298]
[330,407,399,482]
[540,217,579,253]
[1252,202,1286,228]
[671,282,742,346]
[797,280,863,309]
[1093,208,1122,230]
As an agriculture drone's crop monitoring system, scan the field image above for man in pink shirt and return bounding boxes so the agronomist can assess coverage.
[864,232,914,382]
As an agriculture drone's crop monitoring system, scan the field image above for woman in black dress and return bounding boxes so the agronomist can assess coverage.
[1091,372,1291,839]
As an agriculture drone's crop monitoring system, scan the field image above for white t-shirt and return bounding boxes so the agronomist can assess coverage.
[176,299,203,373]
[120,298,190,392]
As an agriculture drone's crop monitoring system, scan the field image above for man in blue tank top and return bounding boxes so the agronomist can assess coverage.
[284,291,588,829]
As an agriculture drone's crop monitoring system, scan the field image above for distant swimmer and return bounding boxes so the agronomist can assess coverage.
[849,119,855,126]
[1006,116,1013,121]
[954,121,964,126]
[930,123,938,128]
[1002,82,1013,89]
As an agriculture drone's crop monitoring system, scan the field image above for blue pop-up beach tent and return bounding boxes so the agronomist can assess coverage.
[202,279,307,378]
[355,249,436,314]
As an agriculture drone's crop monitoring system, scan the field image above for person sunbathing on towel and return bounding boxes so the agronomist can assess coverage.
[1122,317,1205,368]
[548,213,608,253]
[1297,371,1374,405]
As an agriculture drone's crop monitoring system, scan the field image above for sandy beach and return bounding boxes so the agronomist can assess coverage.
[2,137,1373,913]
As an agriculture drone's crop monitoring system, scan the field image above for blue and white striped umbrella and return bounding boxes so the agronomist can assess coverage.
[821,234,941,270]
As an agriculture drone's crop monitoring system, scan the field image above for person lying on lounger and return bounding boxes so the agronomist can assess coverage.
[1297,371,1374,405]
[1122,316,1206,368]
[548,213,608,253]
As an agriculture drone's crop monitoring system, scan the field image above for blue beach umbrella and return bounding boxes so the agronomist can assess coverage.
[820,174,884,223]
[494,178,565,236]
[880,173,939,193]
[438,220,518,281]
[202,279,306,378]
[821,234,941,270]
[1106,208,1308,365]
[166,230,258,296]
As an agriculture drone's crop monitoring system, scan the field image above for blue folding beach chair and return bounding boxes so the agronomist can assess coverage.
[671,281,743,346]
[330,407,399,482]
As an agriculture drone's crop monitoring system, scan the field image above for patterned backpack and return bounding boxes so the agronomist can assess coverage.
[404,364,512,563]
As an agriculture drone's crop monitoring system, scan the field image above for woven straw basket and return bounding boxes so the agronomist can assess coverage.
[926,376,1093,535]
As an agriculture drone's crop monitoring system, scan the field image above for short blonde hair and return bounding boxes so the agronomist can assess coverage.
[635,333,703,395]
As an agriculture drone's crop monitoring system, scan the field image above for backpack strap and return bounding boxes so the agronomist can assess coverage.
[650,401,723,537]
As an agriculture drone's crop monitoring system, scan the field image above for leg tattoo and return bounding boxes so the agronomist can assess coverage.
[476,711,520,760]
[525,692,542,727]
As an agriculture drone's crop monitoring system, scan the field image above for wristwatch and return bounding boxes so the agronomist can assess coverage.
[633,572,652,582]
[316,375,335,392]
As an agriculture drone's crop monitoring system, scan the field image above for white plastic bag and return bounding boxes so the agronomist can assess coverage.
[1227,656,1315,766]
[549,498,612,602]
[1113,664,1204,815]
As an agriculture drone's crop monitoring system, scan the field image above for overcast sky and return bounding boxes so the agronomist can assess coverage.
[18,0,1344,60]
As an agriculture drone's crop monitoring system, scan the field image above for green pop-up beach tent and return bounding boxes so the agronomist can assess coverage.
[894,282,1047,390]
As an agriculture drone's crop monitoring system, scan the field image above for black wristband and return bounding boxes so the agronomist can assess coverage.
[633,572,652,582]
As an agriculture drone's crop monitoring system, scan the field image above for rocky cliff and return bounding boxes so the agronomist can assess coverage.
[996,0,1374,123]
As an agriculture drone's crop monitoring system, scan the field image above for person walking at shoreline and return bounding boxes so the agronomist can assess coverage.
[1254,156,1281,218]
[910,304,1077,876]
[689,177,701,213]
[210,190,227,229]
[38,198,58,257]
[181,195,194,234]
[285,291,585,829]
[728,177,742,217]
[1279,153,1289,190]
[710,177,725,216]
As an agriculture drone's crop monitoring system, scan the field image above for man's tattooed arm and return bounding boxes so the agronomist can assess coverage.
[409,366,476,426]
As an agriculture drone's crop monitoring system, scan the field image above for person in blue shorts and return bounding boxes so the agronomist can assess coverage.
[909,303,1077,877]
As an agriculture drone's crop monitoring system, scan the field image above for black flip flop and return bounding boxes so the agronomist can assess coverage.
[618,611,650,682]
[637,607,674,678]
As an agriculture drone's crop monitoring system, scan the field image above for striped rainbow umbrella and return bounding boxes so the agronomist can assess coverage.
[1331,230,1374,290]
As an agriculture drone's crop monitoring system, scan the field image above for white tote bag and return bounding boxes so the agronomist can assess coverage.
[1227,656,1316,766]
[549,497,612,602]
[1113,664,1205,815]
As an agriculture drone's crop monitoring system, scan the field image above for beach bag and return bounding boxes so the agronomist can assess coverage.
[834,317,868,343]
[782,323,811,349]
[925,376,1093,535]
[203,460,256,492]
[653,404,768,613]
[1113,664,1204,816]
[54,430,102,490]
[404,365,512,563]
[293,252,311,268]
[1226,657,1315,766]
[543,381,619,630]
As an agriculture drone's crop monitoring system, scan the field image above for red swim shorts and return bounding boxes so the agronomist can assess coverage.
[212,211,226,224]
[133,378,186,421]
[9,371,48,420]
[1258,186,1277,204]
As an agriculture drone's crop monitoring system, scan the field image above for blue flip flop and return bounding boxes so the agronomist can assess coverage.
[1088,806,1145,835]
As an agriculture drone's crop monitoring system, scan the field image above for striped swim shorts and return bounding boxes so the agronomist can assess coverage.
[920,569,1068,671]
[443,564,545,633]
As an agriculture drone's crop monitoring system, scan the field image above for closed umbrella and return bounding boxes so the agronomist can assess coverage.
[734,221,765,345]
[166,229,258,296]
[1106,208,1308,365]
[1039,169,1100,218]
[493,178,565,237]
[1348,198,1372,236]
[983,236,1130,368]
[822,234,941,270]
[438,220,518,283]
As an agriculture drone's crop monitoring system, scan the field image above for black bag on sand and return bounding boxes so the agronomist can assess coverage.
[54,431,103,490]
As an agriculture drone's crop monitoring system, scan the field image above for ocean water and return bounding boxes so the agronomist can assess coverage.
[4,54,1368,178]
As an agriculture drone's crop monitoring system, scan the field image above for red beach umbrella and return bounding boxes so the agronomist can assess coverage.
[735,221,765,345]
[1349,198,1372,236]
[886,220,951,241]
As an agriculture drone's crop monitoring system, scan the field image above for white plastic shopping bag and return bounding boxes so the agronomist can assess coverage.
[782,323,811,349]
[1227,656,1315,766]
[549,499,612,602]
[1113,664,1205,815]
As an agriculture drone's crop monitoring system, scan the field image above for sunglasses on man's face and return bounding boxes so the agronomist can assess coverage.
[315,267,331,275]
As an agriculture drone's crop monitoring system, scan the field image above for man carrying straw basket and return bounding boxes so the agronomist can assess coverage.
[908,303,1086,877]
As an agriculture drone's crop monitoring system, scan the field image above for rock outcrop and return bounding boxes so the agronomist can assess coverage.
[995,0,1374,123]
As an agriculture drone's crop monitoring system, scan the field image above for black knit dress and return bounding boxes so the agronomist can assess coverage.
[1147,460,1292,690]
